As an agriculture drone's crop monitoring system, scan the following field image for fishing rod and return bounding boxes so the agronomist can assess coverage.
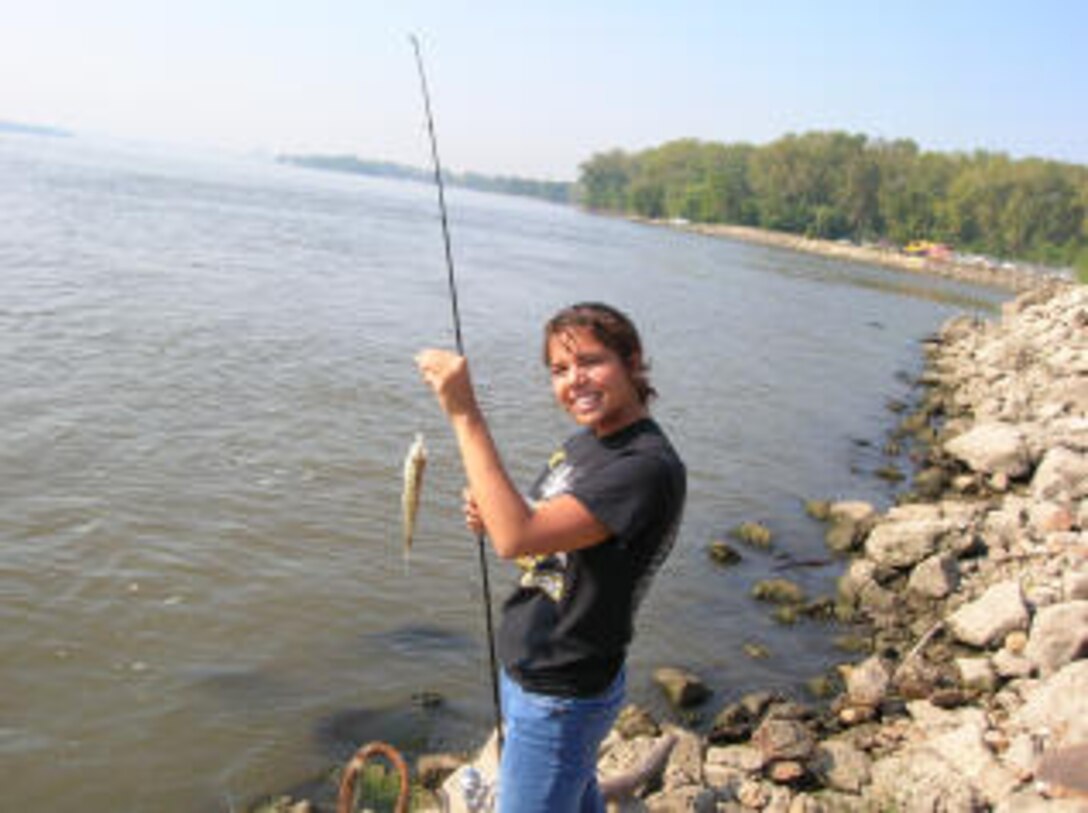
[409,33,504,753]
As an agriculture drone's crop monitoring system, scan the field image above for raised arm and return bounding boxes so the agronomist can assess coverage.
[415,349,609,559]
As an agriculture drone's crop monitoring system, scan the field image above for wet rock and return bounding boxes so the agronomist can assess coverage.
[653,667,712,708]
[709,703,760,745]
[804,673,841,700]
[752,578,806,605]
[797,596,836,620]
[829,501,877,526]
[947,579,1029,649]
[731,521,774,549]
[823,518,863,553]
[708,540,743,566]
[772,605,800,625]
[743,642,771,660]
[741,691,782,719]
[831,634,871,654]
[875,465,905,483]
[913,466,949,500]
[803,500,831,521]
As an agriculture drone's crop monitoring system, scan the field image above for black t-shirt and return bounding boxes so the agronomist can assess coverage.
[498,418,686,697]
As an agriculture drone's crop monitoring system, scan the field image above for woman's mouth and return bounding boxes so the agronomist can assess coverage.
[570,391,602,415]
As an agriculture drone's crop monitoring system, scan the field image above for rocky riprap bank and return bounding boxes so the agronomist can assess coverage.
[591,281,1086,812]
[256,283,1085,812]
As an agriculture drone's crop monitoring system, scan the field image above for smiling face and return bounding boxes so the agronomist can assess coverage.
[547,326,648,436]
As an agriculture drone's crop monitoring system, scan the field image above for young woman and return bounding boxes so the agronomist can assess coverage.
[416,302,685,813]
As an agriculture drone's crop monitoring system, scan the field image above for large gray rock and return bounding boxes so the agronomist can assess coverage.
[995,790,1087,812]
[1023,600,1088,677]
[947,580,1029,649]
[864,518,950,569]
[870,749,985,811]
[1013,660,1088,745]
[751,718,816,763]
[844,656,891,707]
[908,553,960,598]
[660,726,704,791]
[811,739,872,794]
[1031,445,1088,502]
[871,714,1018,809]
[944,421,1031,478]
[925,722,1020,803]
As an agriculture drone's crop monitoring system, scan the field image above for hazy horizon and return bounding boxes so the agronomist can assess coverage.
[3,1,1086,181]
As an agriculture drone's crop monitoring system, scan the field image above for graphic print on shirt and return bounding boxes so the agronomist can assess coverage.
[516,448,572,603]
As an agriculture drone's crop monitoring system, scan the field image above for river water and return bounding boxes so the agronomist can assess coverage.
[0,133,1007,811]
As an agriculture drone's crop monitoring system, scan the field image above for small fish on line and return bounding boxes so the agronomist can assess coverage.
[401,433,427,559]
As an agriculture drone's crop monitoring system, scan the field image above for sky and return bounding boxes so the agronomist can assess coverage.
[2,0,1086,180]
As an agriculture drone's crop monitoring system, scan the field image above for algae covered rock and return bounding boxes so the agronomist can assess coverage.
[652,666,711,708]
[751,578,806,605]
[707,539,743,566]
[730,520,773,549]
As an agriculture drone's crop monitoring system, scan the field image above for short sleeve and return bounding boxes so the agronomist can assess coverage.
[571,452,673,543]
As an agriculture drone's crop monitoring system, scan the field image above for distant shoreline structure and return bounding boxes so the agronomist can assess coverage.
[632,216,1062,294]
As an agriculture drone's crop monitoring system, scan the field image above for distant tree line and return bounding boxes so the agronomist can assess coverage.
[577,132,1088,274]
[278,154,572,204]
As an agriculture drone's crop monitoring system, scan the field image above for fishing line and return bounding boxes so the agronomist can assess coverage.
[410,33,504,753]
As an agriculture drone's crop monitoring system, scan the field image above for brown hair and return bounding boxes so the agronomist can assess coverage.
[543,302,657,404]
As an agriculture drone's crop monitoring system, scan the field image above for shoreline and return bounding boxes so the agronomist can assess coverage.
[632,216,1054,294]
[604,280,1087,811]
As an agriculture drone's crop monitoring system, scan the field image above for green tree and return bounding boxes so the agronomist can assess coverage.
[578,150,633,210]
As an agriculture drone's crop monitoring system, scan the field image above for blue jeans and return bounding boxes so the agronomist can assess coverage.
[498,668,625,813]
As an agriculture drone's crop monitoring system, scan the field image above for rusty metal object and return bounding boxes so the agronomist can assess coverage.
[337,741,411,813]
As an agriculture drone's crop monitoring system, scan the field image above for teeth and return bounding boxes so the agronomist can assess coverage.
[573,394,600,410]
